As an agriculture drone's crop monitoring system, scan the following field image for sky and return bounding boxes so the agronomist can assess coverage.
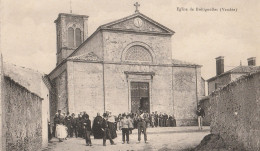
[0,0,259,79]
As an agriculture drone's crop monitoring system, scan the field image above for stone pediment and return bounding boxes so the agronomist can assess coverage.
[99,13,174,35]
[68,52,101,62]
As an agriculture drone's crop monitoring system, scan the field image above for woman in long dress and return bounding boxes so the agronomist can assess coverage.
[55,114,68,142]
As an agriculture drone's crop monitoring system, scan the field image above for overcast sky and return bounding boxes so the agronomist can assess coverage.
[0,0,259,79]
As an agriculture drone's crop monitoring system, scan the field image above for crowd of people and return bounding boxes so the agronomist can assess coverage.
[116,111,177,129]
[48,109,178,146]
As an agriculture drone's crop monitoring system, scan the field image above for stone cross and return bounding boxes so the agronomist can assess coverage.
[70,0,72,13]
[134,2,140,13]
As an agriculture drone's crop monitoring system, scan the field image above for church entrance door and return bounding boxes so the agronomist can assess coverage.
[130,82,150,113]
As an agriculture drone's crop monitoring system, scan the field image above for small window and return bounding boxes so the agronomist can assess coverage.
[68,27,74,47]
[75,28,82,47]
[215,83,218,89]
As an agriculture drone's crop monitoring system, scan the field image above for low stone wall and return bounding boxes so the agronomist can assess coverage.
[3,76,42,151]
[209,72,260,150]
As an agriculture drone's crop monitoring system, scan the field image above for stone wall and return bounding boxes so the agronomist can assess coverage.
[3,62,50,148]
[102,31,172,65]
[104,64,173,116]
[150,66,173,114]
[209,72,260,150]
[67,61,104,119]
[172,67,200,126]
[72,31,103,59]
[49,69,68,126]
[3,76,42,151]
[55,71,68,114]
[49,84,57,126]
[65,60,202,124]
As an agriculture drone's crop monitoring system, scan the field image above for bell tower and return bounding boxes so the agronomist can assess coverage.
[54,13,88,65]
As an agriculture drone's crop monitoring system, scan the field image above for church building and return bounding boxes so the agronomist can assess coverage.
[48,5,205,126]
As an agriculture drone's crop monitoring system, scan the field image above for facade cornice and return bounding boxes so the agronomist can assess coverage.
[69,60,202,68]
[100,28,173,36]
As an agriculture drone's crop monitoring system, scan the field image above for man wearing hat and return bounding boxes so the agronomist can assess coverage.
[71,113,77,137]
[137,110,148,143]
[82,113,92,146]
[102,113,116,146]
[196,105,205,130]
[53,109,62,138]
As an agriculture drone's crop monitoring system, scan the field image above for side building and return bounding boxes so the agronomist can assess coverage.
[207,56,259,94]
[0,56,50,150]
[200,56,260,126]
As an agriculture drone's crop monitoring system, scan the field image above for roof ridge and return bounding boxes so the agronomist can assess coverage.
[3,61,45,75]
[209,70,260,96]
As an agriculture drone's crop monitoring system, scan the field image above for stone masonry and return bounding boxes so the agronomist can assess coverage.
[49,12,205,126]
[2,76,43,151]
[209,71,260,150]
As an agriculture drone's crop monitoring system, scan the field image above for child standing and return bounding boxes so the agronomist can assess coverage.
[120,113,130,144]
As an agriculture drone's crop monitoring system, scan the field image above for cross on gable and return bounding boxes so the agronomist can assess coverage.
[70,0,72,13]
[134,2,140,13]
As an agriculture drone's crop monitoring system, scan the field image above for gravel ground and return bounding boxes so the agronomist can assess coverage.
[43,126,210,151]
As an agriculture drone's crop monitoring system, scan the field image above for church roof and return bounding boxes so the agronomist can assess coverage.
[98,12,175,35]
[172,59,201,67]
[68,52,101,62]
[54,13,88,23]
[207,65,260,82]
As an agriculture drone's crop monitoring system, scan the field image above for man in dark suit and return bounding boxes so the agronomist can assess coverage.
[76,114,82,138]
[71,113,77,137]
[102,113,116,146]
[53,109,62,137]
[65,113,73,137]
[82,114,92,146]
[197,105,205,130]
[154,111,159,127]
[163,113,168,127]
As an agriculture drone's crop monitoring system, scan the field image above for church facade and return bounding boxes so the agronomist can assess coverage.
[48,11,205,126]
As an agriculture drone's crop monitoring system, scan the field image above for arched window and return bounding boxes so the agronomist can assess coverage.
[68,27,74,48]
[75,28,82,47]
[125,45,152,62]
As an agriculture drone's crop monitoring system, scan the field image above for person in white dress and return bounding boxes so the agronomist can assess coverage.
[54,110,68,142]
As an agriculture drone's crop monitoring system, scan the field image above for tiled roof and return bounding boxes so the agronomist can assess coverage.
[228,66,260,73]
[210,70,260,96]
[207,65,260,82]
